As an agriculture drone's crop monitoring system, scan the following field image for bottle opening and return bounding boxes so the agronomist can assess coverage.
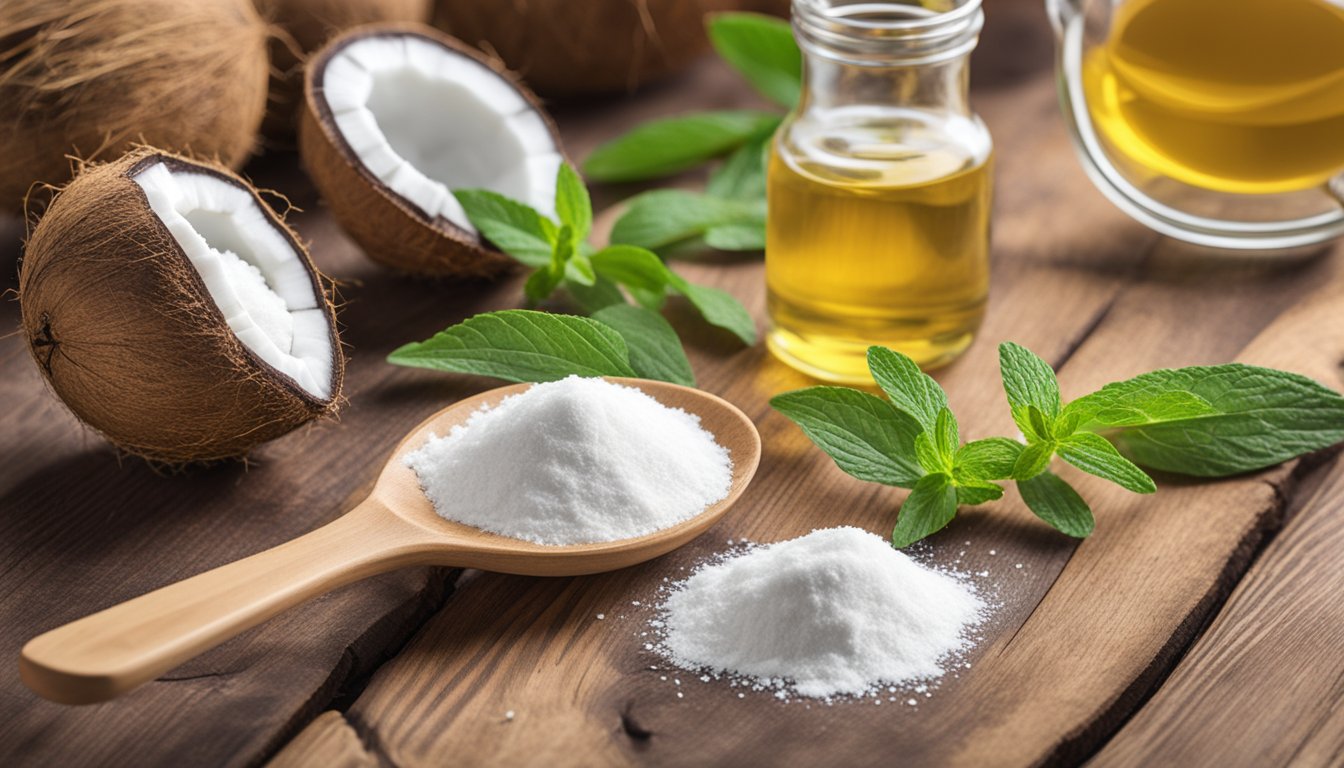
[792,0,984,66]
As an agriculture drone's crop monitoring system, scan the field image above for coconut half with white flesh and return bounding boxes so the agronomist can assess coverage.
[19,148,343,464]
[300,24,564,277]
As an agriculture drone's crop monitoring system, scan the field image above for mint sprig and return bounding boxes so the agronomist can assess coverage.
[584,111,781,183]
[584,12,799,254]
[389,163,758,386]
[772,343,1344,548]
[388,311,636,382]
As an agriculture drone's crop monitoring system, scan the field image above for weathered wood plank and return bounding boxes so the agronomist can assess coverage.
[1086,454,1344,768]
[269,4,1344,763]
[269,712,377,768]
[0,164,492,765]
[1087,286,1344,768]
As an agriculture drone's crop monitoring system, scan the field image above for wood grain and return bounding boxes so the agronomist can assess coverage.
[1089,283,1344,768]
[1089,452,1344,768]
[267,3,1344,765]
[19,380,759,705]
[269,712,376,768]
[1,0,1340,765]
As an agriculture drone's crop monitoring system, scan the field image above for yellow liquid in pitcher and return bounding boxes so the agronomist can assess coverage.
[766,121,991,383]
[1083,0,1344,194]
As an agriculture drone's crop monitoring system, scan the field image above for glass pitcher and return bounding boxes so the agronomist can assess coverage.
[1047,0,1344,250]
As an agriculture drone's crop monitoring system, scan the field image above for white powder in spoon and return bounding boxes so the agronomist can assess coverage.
[658,527,984,698]
[404,376,733,545]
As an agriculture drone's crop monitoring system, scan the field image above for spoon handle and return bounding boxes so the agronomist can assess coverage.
[20,499,433,705]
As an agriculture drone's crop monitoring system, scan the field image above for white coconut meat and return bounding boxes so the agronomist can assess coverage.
[132,161,336,400]
[319,33,563,231]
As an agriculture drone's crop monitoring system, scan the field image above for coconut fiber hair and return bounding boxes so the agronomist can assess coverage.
[19,148,344,464]
[0,0,269,212]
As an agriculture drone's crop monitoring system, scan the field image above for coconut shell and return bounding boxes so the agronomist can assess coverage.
[300,23,559,278]
[0,0,270,214]
[432,0,721,95]
[19,148,344,464]
[254,0,433,143]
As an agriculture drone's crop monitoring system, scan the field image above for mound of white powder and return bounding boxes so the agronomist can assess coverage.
[405,376,733,545]
[658,527,984,698]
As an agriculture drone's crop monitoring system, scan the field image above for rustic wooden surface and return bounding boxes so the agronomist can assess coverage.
[3,1,1343,765]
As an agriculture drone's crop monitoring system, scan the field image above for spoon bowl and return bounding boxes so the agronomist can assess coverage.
[20,378,760,705]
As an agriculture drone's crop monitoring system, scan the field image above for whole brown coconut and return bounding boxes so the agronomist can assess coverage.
[254,0,432,141]
[0,0,269,213]
[432,0,721,95]
[20,149,344,464]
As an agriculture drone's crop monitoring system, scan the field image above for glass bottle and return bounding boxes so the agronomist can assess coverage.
[767,0,992,383]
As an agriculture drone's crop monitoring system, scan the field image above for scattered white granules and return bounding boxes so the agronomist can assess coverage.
[405,376,733,545]
[657,527,984,699]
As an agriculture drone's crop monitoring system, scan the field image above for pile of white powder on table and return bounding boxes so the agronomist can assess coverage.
[404,376,734,546]
[657,527,984,699]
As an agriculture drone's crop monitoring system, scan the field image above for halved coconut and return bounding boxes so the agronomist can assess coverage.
[19,148,344,464]
[300,24,564,277]
[254,0,433,142]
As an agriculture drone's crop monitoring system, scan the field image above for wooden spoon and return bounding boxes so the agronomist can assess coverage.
[20,378,760,706]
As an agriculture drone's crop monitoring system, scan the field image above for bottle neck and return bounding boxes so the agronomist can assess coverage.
[791,0,982,117]
[798,53,971,117]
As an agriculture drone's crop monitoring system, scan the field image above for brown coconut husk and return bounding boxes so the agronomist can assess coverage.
[299,23,561,278]
[0,0,269,214]
[432,0,720,95]
[19,148,344,464]
[254,0,432,143]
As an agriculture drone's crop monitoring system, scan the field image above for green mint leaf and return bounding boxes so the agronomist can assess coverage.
[914,432,945,475]
[590,245,672,294]
[1064,386,1217,430]
[565,275,627,313]
[453,189,557,268]
[707,12,802,108]
[524,263,563,304]
[867,346,948,433]
[1012,440,1056,480]
[999,342,1062,418]
[1057,432,1156,494]
[935,408,960,463]
[1028,405,1054,441]
[591,304,695,386]
[954,437,1024,482]
[892,473,958,548]
[563,251,596,286]
[1054,407,1083,438]
[1075,364,1344,476]
[1017,471,1095,538]
[584,111,781,182]
[772,387,925,487]
[666,273,758,345]
[707,133,770,201]
[611,189,766,250]
[704,222,767,251]
[628,285,669,311]
[554,163,592,243]
[387,310,636,382]
[956,482,1005,506]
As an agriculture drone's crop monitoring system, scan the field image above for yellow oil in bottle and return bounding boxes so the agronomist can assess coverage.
[1083,0,1344,194]
[766,116,992,383]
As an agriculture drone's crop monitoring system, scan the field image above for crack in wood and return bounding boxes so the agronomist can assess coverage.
[257,567,459,768]
[343,709,399,768]
[1067,452,1340,766]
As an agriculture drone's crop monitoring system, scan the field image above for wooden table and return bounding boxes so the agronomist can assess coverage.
[3,2,1343,765]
